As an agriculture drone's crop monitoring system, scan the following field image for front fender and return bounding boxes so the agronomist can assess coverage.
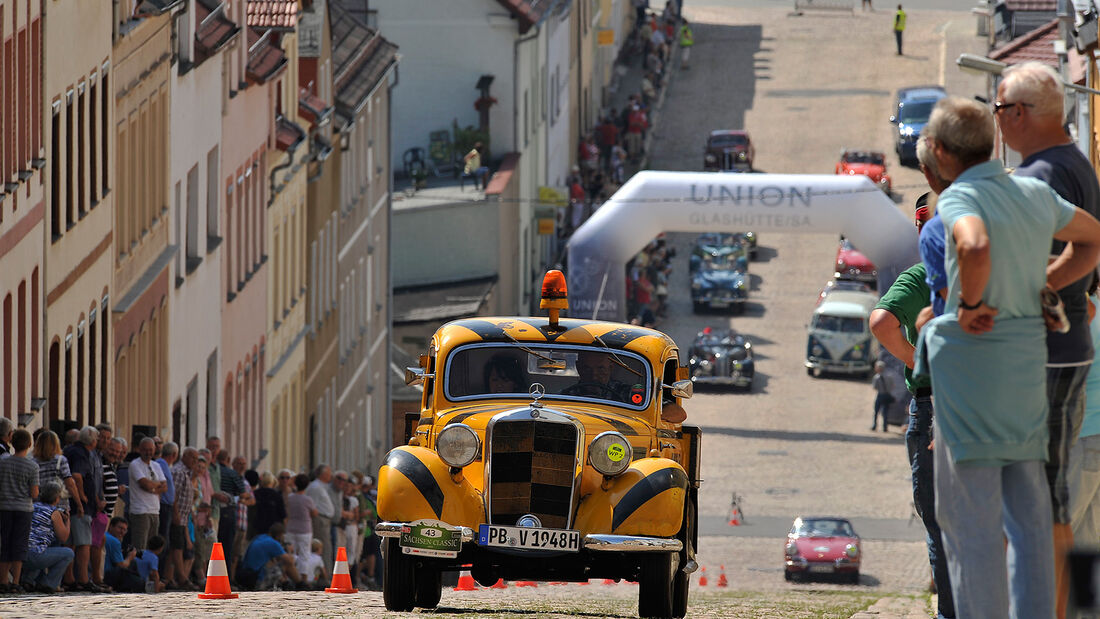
[573,458,688,538]
[376,446,485,527]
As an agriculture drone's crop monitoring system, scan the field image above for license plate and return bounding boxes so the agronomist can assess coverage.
[710,301,730,308]
[399,521,461,558]
[808,564,834,573]
[478,525,581,552]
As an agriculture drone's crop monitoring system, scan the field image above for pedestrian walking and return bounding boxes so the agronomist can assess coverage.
[915,96,1100,619]
[679,19,694,70]
[870,361,895,432]
[894,4,906,55]
[995,61,1100,619]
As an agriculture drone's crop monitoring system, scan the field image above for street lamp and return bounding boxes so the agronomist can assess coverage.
[956,53,1100,97]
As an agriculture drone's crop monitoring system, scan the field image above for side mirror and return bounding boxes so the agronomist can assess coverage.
[404,367,434,386]
[888,115,897,124]
[668,379,693,399]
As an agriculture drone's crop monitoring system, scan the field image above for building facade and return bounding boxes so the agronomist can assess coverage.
[1,0,46,429]
[320,0,397,472]
[166,0,239,447]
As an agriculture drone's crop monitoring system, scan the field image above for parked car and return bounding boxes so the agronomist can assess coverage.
[835,149,891,194]
[689,233,750,273]
[687,327,754,391]
[704,130,754,171]
[378,270,701,618]
[692,253,749,314]
[890,85,946,164]
[815,279,873,307]
[806,290,878,378]
[784,517,861,583]
[834,238,877,287]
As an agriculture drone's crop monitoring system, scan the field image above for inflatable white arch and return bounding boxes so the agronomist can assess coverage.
[566,170,921,321]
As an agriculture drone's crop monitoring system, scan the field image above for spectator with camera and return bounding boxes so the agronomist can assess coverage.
[235,523,306,591]
[23,480,74,593]
[103,517,143,592]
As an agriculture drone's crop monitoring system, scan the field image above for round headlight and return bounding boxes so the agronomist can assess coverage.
[812,345,824,356]
[845,543,859,558]
[786,542,799,557]
[589,431,631,476]
[436,424,480,468]
[704,154,716,163]
[850,348,863,360]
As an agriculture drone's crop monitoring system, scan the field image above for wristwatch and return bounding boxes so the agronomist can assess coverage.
[957,294,983,310]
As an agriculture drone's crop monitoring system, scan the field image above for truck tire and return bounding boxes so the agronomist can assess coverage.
[414,567,443,609]
[382,538,416,611]
[638,552,674,619]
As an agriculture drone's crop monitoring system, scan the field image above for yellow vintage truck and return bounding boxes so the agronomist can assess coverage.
[376,271,702,618]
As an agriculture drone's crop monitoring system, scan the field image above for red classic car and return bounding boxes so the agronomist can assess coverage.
[835,149,891,194]
[784,517,861,583]
[834,238,877,288]
[704,130,754,171]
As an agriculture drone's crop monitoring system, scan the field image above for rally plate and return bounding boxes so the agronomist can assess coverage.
[478,524,581,552]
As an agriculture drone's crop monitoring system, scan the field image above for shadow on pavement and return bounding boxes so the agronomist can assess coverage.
[699,426,903,445]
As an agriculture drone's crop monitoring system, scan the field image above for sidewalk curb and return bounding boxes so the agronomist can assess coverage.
[639,52,677,171]
[848,596,931,619]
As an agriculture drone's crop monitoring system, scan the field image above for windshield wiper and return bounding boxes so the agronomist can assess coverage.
[592,334,644,378]
[500,330,560,365]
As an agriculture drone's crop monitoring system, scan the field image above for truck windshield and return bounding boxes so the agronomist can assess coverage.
[444,344,652,410]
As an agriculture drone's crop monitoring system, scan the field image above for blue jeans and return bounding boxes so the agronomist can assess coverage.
[935,427,1055,619]
[906,396,954,618]
[23,546,75,589]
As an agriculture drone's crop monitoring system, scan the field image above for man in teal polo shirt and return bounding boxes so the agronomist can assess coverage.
[914,96,1100,618]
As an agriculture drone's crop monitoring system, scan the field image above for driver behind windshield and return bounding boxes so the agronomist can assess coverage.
[563,352,630,402]
[484,355,525,394]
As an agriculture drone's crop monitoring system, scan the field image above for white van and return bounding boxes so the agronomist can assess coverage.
[805,290,878,377]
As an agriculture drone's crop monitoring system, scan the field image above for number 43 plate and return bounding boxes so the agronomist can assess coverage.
[478,525,581,552]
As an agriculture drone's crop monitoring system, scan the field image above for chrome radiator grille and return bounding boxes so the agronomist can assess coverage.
[488,419,577,529]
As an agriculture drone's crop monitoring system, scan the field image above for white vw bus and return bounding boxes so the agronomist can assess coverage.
[805,290,878,377]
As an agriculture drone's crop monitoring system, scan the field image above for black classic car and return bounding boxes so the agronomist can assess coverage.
[691,234,749,313]
[704,130,754,171]
[688,327,754,391]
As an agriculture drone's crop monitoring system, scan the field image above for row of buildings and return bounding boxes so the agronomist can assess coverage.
[0,0,398,472]
[0,0,646,472]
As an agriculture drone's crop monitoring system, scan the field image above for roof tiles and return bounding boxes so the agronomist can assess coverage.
[990,18,1059,67]
[247,0,299,30]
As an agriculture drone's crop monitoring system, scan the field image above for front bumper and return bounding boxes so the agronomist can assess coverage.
[785,557,860,573]
[691,372,753,387]
[376,522,681,554]
[692,293,747,308]
[805,359,872,374]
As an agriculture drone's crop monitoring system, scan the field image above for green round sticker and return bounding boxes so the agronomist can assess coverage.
[607,443,626,462]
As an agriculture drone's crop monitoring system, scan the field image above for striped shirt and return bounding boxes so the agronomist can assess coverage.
[102,461,119,515]
[29,502,60,554]
[35,455,72,489]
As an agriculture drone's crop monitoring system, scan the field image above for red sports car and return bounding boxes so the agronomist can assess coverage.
[784,517,861,583]
[835,149,891,194]
[834,238,877,288]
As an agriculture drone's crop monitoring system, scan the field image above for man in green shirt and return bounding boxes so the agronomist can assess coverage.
[870,196,955,618]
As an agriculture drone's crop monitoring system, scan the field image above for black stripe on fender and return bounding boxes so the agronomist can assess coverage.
[385,449,445,519]
[445,411,479,426]
[612,467,689,530]
[587,413,641,436]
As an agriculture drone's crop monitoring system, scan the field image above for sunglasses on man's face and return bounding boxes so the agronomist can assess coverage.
[992,101,1034,114]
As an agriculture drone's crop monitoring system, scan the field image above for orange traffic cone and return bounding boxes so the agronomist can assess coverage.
[515,580,538,587]
[325,546,359,594]
[197,542,239,599]
[455,569,478,591]
[717,565,728,588]
[698,566,708,587]
[491,578,507,589]
[729,505,742,526]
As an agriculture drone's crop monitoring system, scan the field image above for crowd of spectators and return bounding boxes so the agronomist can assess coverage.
[626,236,675,328]
[868,62,1100,618]
[0,421,382,594]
